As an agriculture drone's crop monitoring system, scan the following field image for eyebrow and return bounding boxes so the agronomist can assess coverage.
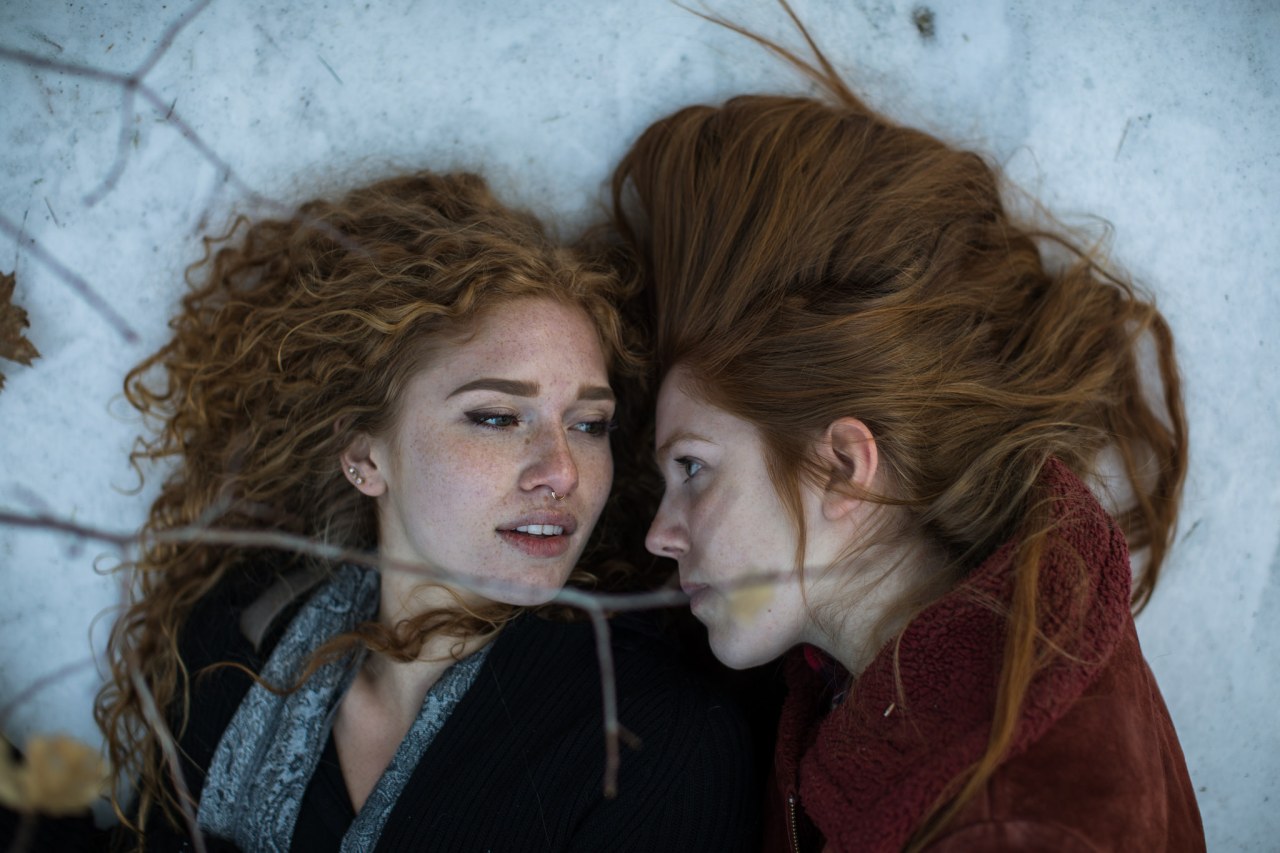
[655,430,714,461]
[447,377,615,403]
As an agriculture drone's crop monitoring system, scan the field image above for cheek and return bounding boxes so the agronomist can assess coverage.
[582,444,614,503]
[693,489,759,559]
[407,434,505,506]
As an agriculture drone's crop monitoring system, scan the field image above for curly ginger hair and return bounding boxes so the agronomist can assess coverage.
[95,171,645,841]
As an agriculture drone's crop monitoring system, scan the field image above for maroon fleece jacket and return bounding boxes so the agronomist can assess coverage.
[764,459,1204,852]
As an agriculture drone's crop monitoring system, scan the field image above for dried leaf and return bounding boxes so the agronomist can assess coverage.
[0,734,107,816]
[0,269,41,392]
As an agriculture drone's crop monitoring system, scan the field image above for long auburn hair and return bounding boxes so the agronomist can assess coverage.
[609,10,1186,848]
[95,171,644,842]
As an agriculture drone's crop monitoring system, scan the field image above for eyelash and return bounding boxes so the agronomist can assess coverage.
[466,411,615,438]
[573,419,617,438]
[675,456,703,482]
[468,411,520,430]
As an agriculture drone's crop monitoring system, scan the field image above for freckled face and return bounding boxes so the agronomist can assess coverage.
[645,369,832,669]
[369,298,615,606]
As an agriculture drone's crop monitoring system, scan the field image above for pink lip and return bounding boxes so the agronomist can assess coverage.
[498,511,577,535]
[496,511,578,559]
[680,581,711,610]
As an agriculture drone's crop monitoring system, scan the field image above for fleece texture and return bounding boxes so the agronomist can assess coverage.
[766,459,1204,852]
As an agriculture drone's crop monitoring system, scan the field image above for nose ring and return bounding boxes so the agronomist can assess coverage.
[551,490,566,501]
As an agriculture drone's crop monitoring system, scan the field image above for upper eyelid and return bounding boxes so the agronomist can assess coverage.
[662,453,701,472]
[466,409,613,430]
[659,450,698,472]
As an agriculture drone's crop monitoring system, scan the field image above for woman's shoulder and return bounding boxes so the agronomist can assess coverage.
[168,567,309,793]
[933,622,1205,852]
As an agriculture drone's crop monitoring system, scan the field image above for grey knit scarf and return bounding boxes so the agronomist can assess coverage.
[196,564,490,852]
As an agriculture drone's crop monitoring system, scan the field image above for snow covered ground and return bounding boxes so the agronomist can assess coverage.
[2,1,1277,846]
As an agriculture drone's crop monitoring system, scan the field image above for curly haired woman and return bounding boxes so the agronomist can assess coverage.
[90,171,754,851]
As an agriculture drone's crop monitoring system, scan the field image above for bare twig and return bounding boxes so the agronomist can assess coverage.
[582,605,628,797]
[131,84,257,199]
[0,658,97,732]
[0,45,132,86]
[83,87,137,207]
[128,670,206,853]
[1,0,214,208]
[0,213,140,343]
[135,0,215,81]
[0,507,780,801]
[0,509,699,613]
[1,3,388,346]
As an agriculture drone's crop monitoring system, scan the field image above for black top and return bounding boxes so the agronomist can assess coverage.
[150,576,758,852]
[291,733,354,851]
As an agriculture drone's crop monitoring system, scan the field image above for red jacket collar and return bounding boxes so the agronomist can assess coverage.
[774,459,1133,851]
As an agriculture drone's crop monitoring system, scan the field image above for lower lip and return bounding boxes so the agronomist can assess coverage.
[497,530,573,558]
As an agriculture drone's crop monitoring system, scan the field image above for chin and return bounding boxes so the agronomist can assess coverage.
[485,566,574,607]
[496,585,560,607]
[706,625,779,671]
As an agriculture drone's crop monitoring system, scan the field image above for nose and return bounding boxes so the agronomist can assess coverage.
[645,497,689,559]
[520,424,579,499]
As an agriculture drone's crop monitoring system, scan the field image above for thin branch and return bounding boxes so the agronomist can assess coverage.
[84,86,137,207]
[0,509,686,799]
[0,45,132,86]
[0,509,698,611]
[134,0,215,81]
[133,84,257,199]
[0,508,784,801]
[2,5,377,323]
[0,213,140,343]
[128,669,207,853]
[2,1,216,209]
[0,658,97,732]
[584,606,627,797]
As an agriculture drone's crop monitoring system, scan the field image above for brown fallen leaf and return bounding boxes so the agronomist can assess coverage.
[0,734,108,816]
[1,269,41,392]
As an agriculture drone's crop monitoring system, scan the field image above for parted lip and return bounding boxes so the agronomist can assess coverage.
[497,511,578,535]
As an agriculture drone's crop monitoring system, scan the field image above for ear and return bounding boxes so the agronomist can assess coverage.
[339,431,388,497]
[815,417,878,522]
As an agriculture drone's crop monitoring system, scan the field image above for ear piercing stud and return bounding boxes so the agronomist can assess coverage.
[348,466,364,486]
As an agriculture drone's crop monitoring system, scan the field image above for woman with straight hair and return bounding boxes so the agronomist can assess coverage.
[609,15,1204,852]
[77,171,753,851]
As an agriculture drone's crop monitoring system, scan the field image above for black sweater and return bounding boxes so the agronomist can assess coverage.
[145,579,758,852]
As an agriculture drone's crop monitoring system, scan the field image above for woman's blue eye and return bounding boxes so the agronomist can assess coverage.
[467,411,519,429]
[573,419,615,438]
[676,456,703,481]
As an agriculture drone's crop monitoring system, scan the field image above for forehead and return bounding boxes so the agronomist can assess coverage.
[655,369,758,447]
[430,297,609,386]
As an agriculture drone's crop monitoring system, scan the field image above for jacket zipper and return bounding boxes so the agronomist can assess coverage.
[788,792,801,853]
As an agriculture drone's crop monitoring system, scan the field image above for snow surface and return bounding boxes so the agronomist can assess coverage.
[1,0,1277,846]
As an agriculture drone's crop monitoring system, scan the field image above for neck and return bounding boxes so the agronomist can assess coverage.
[804,534,949,679]
[362,567,500,716]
